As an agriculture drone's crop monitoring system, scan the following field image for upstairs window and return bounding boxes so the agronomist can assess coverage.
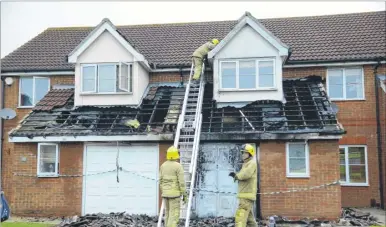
[19,77,50,107]
[327,67,364,100]
[81,62,133,94]
[220,59,275,90]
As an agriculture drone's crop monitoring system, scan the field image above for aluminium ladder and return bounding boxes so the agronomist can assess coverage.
[157,61,206,227]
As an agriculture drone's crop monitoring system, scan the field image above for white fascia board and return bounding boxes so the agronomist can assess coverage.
[284,61,386,68]
[208,16,289,59]
[1,71,75,77]
[67,21,150,70]
[9,134,174,143]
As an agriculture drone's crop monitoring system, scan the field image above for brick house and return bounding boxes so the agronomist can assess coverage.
[1,11,385,220]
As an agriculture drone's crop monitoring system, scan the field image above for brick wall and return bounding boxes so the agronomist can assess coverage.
[259,140,341,220]
[378,81,386,208]
[1,75,74,216]
[11,142,83,216]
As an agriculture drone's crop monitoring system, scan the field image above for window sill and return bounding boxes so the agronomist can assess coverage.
[17,106,34,109]
[286,175,310,178]
[219,88,277,92]
[80,92,133,96]
[330,98,366,102]
[340,183,369,187]
[37,174,59,178]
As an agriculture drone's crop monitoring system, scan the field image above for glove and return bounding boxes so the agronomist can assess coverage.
[229,172,236,178]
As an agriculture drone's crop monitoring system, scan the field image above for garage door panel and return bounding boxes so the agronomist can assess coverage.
[196,193,217,217]
[84,144,158,215]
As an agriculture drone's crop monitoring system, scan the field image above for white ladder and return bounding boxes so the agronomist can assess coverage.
[157,61,206,227]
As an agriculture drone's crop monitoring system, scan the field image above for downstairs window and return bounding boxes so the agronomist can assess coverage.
[339,145,368,186]
[37,143,59,177]
[286,142,309,178]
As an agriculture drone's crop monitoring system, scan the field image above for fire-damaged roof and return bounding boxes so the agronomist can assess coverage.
[1,11,385,72]
[9,76,344,139]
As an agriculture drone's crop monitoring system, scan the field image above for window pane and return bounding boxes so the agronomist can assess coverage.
[98,65,116,92]
[34,78,49,105]
[348,147,365,164]
[339,148,346,165]
[346,74,363,99]
[259,61,274,87]
[239,61,256,89]
[340,165,346,181]
[349,165,366,183]
[39,145,57,174]
[289,144,306,158]
[289,158,306,173]
[221,62,236,88]
[328,69,344,98]
[20,78,33,106]
[119,63,129,92]
[82,66,96,92]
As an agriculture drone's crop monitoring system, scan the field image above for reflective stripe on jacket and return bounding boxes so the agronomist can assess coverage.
[192,42,216,58]
[159,160,186,198]
[236,158,257,201]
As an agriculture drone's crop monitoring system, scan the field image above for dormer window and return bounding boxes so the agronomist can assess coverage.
[81,62,132,94]
[219,58,275,90]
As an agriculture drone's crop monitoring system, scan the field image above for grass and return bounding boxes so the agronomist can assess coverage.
[1,222,55,227]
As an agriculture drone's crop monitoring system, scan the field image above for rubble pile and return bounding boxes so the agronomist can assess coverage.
[340,208,382,226]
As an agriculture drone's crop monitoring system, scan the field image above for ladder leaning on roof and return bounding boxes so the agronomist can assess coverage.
[157,60,206,227]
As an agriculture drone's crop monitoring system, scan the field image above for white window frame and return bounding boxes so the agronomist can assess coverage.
[339,145,369,186]
[326,67,365,101]
[286,142,310,178]
[18,76,51,108]
[119,62,132,92]
[37,143,59,177]
[80,62,133,94]
[219,58,276,91]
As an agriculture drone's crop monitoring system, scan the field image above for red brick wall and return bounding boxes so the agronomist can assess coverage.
[259,140,341,220]
[1,75,74,216]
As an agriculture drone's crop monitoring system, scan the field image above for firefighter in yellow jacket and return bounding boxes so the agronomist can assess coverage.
[229,144,258,227]
[192,39,219,80]
[159,146,187,227]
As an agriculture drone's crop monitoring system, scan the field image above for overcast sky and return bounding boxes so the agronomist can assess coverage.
[1,1,385,58]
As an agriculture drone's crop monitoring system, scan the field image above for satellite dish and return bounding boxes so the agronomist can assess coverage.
[0,108,16,120]
[330,103,339,114]
[4,77,13,86]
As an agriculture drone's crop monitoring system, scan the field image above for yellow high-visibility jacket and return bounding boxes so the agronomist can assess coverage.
[159,160,186,198]
[236,158,257,201]
[192,42,216,59]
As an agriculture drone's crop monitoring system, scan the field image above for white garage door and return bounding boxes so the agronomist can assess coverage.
[83,144,159,215]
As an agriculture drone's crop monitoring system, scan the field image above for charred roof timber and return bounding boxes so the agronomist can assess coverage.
[9,76,344,139]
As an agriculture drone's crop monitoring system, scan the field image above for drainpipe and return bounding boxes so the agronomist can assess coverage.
[0,76,4,212]
[373,61,384,209]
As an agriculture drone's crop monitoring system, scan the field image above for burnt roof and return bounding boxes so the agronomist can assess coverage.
[2,11,385,72]
[9,76,344,138]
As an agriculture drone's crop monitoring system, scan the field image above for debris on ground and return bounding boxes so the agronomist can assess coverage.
[340,208,383,226]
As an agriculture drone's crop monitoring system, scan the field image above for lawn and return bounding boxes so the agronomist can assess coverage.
[1,222,55,227]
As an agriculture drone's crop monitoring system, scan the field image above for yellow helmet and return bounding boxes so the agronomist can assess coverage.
[241,144,255,157]
[167,146,180,160]
[211,39,219,45]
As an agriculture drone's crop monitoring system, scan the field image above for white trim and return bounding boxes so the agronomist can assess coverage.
[37,143,59,177]
[1,71,75,76]
[339,145,369,186]
[326,67,365,101]
[286,142,310,178]
[68,19,150,69]
[284,61,386,68]
[219,58,276,90]
[18,76,51,108]
[208,16,289,59]
[81,143,87,215]
[9,134,174,143]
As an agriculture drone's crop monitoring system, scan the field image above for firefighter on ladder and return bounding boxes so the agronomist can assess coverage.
[159,146,187,227]
[229,144,258,227]
[192,39,219,81]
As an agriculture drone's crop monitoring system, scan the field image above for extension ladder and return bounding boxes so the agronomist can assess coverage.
[157,61,206,227]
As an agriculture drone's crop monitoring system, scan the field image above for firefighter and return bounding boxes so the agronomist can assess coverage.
[159,146,187,227]
[192,39,219,80]
[229,144,258,227]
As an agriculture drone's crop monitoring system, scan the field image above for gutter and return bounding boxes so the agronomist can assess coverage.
[373,60,385,209]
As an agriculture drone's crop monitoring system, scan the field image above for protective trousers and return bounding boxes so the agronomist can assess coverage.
[164,197,180,227]
[235,199,258,227]
[192,57,203,80]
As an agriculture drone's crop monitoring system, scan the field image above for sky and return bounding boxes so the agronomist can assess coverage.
[1,1,385,58]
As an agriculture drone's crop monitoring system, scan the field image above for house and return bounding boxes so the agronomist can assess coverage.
[1,10,385,221]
